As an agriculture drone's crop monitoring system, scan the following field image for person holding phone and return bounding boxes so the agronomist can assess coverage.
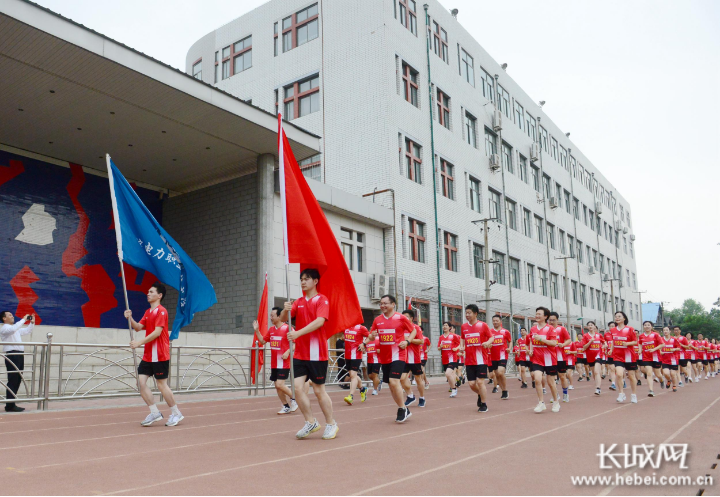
[0,311,35,412]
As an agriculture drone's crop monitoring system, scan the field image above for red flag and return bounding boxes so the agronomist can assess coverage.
[278,115,363,340]
[250,273,268,385]
[407,297,413,310]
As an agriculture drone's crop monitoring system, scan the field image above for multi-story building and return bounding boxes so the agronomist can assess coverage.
[186,0,640,341]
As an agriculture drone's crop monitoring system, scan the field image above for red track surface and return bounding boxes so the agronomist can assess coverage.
[0,376,718,496]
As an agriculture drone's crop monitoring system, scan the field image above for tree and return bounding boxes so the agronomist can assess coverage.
[667,299,720,340]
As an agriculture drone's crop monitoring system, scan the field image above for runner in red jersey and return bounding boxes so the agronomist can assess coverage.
[438,322,462,397]
[608,311,639,404]
[460,304,493,412]
[548,312,572,402]
[528,307,560,413]
[576,335,588,381]
[581,321,605,396]
[489,315,513,399]
[365,335,381,395]
[697,334,710,379]
[712,339,719,377]
[659,326,680,391]
[421,335,431,389]
[401,309,426,408]
[369,294,416,423]
[687,333,701,382]
[342,324,370,405]
[564,340,577,391]
[637,321,664,397]
[605,322,618,390]
[672,326,690,386]
[254,307,297,414]
[125,282,183,427]
[281,268,338,440]
[515,328,528,388]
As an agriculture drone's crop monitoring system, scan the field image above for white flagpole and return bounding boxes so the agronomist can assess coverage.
[278,116,296,401]
[106,154,140,391]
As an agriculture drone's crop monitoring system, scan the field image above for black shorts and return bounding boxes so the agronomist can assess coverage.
[663,363,679,370]
[367,363,381,375]
[489,359,507,372]
[586,358,596,367]
[691,358,699,364]
[421,359,427,367]
[347,359,362,371]
[702,359,709,365]
[613,360,638,371]
[679,359,689,367]
[381,361,406,383]
[404,362,423,376]
[466,364,488,381]
[269,368,290,381]
[639,360,662,369]
[293,360,328,385]
[138,360,169,379]
[566,363,575,370]
[530,363,558,376]
[443,362,458,371]
[577,358,587,364]
[557,361,568,374]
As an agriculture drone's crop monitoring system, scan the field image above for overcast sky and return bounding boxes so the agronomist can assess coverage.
[34,0,720,311]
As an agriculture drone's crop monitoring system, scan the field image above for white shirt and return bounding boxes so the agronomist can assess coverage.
[1,319,35,352]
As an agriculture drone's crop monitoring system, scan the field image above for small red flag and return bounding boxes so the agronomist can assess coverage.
[250,273,267,385]
[278,115,363,340]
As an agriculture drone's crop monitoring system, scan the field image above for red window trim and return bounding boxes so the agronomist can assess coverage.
[443,232,457,271]
[402,62,418,105]
[407,297,430,331]
[442,303,462,327]
[429,21,448,61]
[283,76,320,120]
[279,5,319,52]
[299,156,321,172]
[440,159,453,199]
[437,89,450,128]
[404,138,421,182]
[220,36,252,79]
[408,218,425,262]
[398,0,417,32]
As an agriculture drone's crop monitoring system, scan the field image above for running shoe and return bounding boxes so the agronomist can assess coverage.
[411,379,417,385]
[660,380,665,389]
[478,403,489,413]
[666,381,671,389]
[141,412,163,426]
[595,388,601,396]
[296,419,321,439]
[462,375,466,384]
[534,402,546,413]
[290,400,299,412]
[424,382,430,389]
[562,393,569,403]
[623,381,627,388]
[521,382,528,389]
[630,394,637,404]
[672,386,678,392]
[488,379,493,384]
[377,383,383,392]
[396,407,412,423]
[609,383,617,391]
[492,386,499,394]
[501,391,509,400]
[418,398,426,408]
[322,423,339,440]
[360,387,367,402]
[568,385,574,390]
[532,381,536,388]
[450,389,457,398]
[404,395,416,406]
[542,388,546,394]
[344,394,354,405]
[371,389,378,396]
[616,393,626,403]
[648,391,655,397]
[278,405,291,415]
[477,394,483,408]
[601,375,606,379]
[636,380,641,386]
[165,413,184,427]
[551,400,561,412]
[678,381,684,388]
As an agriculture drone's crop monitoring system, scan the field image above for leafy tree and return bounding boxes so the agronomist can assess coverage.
[668,299,720,340]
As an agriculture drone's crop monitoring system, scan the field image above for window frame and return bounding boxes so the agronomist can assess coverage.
[443,232,458,271]
[280,4,319,53]
[398,0,418,35]
[408,218,426,263]
[402,62,419,107]
[440,159,454,200]
[283,74,320,120]
[437,88,450,128]
[405,138,422,184]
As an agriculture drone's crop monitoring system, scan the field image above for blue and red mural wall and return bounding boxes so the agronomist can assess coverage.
[0,150,164,328]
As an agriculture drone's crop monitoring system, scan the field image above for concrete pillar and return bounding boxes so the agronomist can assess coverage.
[256,153,275,320]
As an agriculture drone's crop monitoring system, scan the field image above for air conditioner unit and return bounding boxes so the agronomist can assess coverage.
[622,226,629,234]
[614,220,623,231]
[489,154,500,171]
[493,110,502,131]
[595,201,603,214]
[549,197,559,209]
[530,143,540,161]
[370,273,388,301]
[588,267,595,275]
[630,234,636,241]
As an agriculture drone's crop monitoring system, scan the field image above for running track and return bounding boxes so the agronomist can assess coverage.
[0,377,718,495]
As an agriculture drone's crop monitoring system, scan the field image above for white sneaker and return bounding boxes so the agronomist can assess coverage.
[411,379,417,385]
[568,385,574,390]
[450,389,457,398]
[289,400,299,412]
[278,406,291,415]
[617,393,626,403]
[321,423,339,440]
[534,402,546,413]
[562,393,569,403]
[371,389,378,396]
[678,381,684,388]
[552,400,561,412]
[425,382,430,389]
[141,412,163,426]
[595,388,601,396]
[165,413,184,426]
[296,419,320,439]
[630,394,637,404]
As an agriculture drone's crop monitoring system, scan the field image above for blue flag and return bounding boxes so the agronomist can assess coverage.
[106,156,217,339]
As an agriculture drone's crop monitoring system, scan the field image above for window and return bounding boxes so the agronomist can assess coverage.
[492,251,505,284]
[298,153,322,182]
[192,59,202,80]
[583,205,589,226]
[221,46,231,79]
[497,85,510,117]
[505,199,517,230]
[632,272,636,290]
[555,183,563,209]
[630,240,634,258]
[232,36,252,75]
[531,165,540,192]
[540,126,549,151]
[440,159,454,199]
[489,189,502,221]
[480,68,493,100]
[502,142,513,173]
[547,222,556,249]
[510,258,521,289]
[573,197,580,220]
[586,246,592,267]
[469,177,481,213]
[589,210,596,231]
[460,48,475,86]
[281,3,319,53]
[408,218,425,262]
[518,155,528,183]
[576,240,583,263]
[430,20,449,63]
[564,190,571,214]
[444,232,458,271]
[484,128,497,156]
[283,74,320,120]
[526,264,536,293]
[339,228,365,272]
[602,292,608,312]
[514,101,524,130]
[398,0,417,35]
[539,268,548,296]
[551,273,559,299]
[581,284,587,307]
[572,280,578,304]
[522,208,532,237]
[592,249,598,269]
[559,229,566,254]
[465,112,477,147]
[623,236,628,254]
[274,23,279,56]
[437,89,450,128]
[626,269,631,287]
[596,290,602,311]
[568,234,575,258]
[473,243,484,278]
[526,112,536,141]
[214,51,218,83]
[534,215,544,244]
[550,137,558,160]
[442,304,462,328]
[559,147,568,170]
[342,241,353,270]
[405,138,422,183]
[542,174,551,199]
[402,62,419,107]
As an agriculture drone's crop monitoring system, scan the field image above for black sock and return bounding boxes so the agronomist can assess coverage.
[284,403,290,408]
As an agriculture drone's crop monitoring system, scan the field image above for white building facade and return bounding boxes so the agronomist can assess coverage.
[186,0,640,341]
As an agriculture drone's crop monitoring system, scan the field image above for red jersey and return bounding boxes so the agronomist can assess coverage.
[370,312,415,364]
[344,325,370,360]
[700,340,709,359]
[438,333,462,364]
[513,345,520,361]
[575,340,586,359]
[528,324,557,366]
[263,324,291,369]
[138,305,170,362]
[518,336,529,361]
[554,326,571,362]
[610,326,637,363]
[660,337,678,365]
[581,332,604,362]
[461,321,492,366]
[564,342,576,366]
[406,324,424,364]
[291,294,330,361]
[639,332,662,363]
[421,336,431,360]
[490,328,512,362]
[366,336,380,364]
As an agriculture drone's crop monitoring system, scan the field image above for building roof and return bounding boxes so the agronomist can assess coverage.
[0,0,320,193]
[642,303,662,324]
